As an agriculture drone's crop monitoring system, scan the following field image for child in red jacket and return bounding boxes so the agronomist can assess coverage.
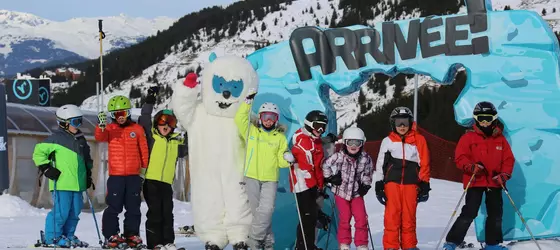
[443,101,515,250]
[288,110,327,250]
[95,95,149,248]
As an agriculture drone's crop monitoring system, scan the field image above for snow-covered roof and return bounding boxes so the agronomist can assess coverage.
[5,102,140,138]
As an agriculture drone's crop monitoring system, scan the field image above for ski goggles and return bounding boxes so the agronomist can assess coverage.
[394,117,410,127]
[311,121,327,133]
[259,112,278,122]
[69,117,83,128]
[156,114,178,128]
[345,139,363,147]
[474,114,497,123]
[110,109,130,119]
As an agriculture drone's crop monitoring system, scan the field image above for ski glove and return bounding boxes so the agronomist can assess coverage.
[97,112,107,129]
[357,183,371,197]
[375,180,386,205]
[245,88,257,104]
[183,73,198,88]
[145,86,160,104]
[325,172,342,186]
[465,162,487,176]
[283,152,295,163]
[39,164,61,181]
[417,181,430,202]
[493,172,511,187]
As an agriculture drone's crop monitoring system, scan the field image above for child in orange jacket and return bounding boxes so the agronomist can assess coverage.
[95,95,149,248]
[374,107,431,250]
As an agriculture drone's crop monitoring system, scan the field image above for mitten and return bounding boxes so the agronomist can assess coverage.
[39,164,61,181]
[493,172,511,187]
[375,180,386,205]
[183,73,198,88]
[417,181,430,202]
[357,183,371,197]
[245,88,257,104]
[325,172,342,186]
[97,112,107,129]
[145,86,160,104]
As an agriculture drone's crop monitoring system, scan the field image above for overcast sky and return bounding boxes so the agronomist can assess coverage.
[2,0,240,21]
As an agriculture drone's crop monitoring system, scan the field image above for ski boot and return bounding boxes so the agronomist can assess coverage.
[178,225,196,236]
[68,235,89,248]
[125,235,145,249]
[339,244,350,250]
[247,238,265,250]
[458,241,475,248]
[164,243,178,250]
[104,234,127,249]
[153,244,166,250]
[484,244,507,250]
[205,242,221,250]
[233,242,249,250]
[52,236,72,248]
[356,245,368,250]
[443,242,458,250]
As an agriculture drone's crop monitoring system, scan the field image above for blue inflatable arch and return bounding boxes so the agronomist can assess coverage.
[244,0,560,248]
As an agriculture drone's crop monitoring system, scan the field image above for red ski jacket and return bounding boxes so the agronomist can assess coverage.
[455,123,515,188]
[290,128,325,193]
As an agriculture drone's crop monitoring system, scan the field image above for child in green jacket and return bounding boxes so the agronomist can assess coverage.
[138,87,186,250]
[33,104,94,248]
[234,89,293,250]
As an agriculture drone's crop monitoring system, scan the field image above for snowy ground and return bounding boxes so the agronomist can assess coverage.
[0,179,557,250]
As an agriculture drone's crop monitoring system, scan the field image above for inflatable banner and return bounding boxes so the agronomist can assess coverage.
[244,0,560,247]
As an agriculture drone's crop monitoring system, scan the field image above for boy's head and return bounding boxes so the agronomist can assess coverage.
[342,127,365,155]
[473,101,498,136]
[56,104,83,134]
[107,95,132,125]
[390,106,413,136]
[304,110,328,137]
[258,102,279,130]
[154,109,177,136]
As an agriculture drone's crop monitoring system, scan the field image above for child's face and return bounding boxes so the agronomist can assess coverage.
[117,116,127,124]
[346,144,361,154]
[68,125,79,134]
[396,125,409,135]
[158,124,172,136]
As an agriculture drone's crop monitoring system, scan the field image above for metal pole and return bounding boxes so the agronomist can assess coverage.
[0,83,9,194]
[413,74,419,122]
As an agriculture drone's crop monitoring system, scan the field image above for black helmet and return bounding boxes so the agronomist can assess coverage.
[389,106,413,131]
[304,110,328,135]
[473,101,497,116]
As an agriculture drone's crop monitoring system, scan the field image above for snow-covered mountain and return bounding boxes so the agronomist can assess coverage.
[0,10,175,77]
[79,0,560,132]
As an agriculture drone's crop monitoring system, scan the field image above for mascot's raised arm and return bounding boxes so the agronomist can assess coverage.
[171,53,258,250]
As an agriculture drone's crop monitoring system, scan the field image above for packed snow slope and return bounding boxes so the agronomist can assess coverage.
[0,10,175,76]
[0,179,556,249]
[79,0,560,133]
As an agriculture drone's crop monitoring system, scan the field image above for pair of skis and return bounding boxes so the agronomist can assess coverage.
[24,230,151,250]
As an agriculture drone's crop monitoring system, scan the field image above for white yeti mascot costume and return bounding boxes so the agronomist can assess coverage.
[171,53,256,250]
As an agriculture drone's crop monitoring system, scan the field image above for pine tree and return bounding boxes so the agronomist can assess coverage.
[317,2,321,10]
[316,18,320,25]
[274,17,278,26]
[310,7,314,14]
[554,7,557,13]
[292,17,295,22]
[280,13,283,17]
[325,16,329,25]
[196,64,202,74]
[504,5,511,10]
[285,21,289,26]
[543,8,547,16]
[261,22,267,31]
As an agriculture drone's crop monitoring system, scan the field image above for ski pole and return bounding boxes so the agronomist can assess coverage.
[499,182,542,250]
[367,223,375,250]
[85,193,103,247]
[435,172,477,250]
[288,163,308,250]
[324,186,338,250]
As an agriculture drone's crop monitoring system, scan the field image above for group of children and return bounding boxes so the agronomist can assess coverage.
[236,86,514,250]
[33,86,185,250]
[32,77,514,250]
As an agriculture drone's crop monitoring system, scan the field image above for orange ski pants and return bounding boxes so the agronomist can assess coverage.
[383,182,418,249]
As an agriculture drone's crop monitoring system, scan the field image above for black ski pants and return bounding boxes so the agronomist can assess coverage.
[446,187,504,245]
[102,175,142,239]
[143,179,175,249]
[295,186,318,250]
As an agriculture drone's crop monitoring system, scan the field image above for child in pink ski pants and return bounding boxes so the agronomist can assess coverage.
[322,127,374,250]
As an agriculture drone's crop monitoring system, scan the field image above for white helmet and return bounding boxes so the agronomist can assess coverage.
[342,127,366,141]
[258,102,279,115]
[56,104,83,121]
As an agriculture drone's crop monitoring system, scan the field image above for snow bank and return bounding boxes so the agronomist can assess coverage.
[0,194,47,217]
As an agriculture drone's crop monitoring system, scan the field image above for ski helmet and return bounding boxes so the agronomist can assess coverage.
[304,110,328,135]
[473,101,497,116]
[342,127,366,147]
[258,102,280,128]
[107,95,132,112]
[56,104,83,129]
[390,106,413,131]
